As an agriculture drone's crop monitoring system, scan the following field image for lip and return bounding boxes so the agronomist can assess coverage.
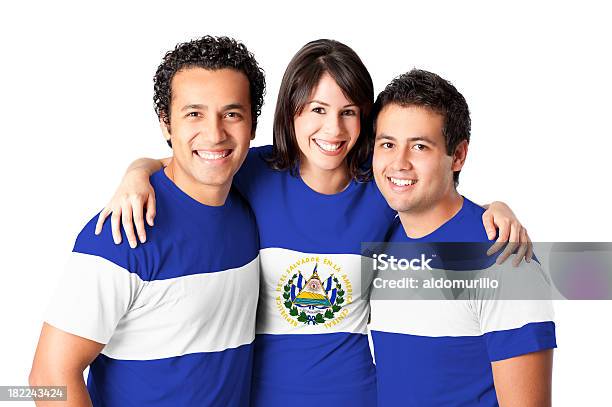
[193,149,233,164]
[312,138,347,157]
[386,176,418,192]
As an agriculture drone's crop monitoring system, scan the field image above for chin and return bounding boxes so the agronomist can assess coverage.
[386,197,416,213]
[311,156,346,172]
[193,172,233,187]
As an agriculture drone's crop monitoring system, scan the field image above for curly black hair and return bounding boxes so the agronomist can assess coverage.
[372,69,471,186]
[153,35,265,140]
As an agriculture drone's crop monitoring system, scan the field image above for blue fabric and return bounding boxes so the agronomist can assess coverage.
[234,146,396,406]
[486,321,557,362]
[87,344,254,407]
[252,333,378,406]
[373,197,556,407]
[76,169,259,281]
[77,169,259,406]
[235,146,396,254]
[387,196,491,243]
[373,331,499,407]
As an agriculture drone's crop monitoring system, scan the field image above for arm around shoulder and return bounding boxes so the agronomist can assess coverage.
[126,157,169,174]
[95,156,170,248]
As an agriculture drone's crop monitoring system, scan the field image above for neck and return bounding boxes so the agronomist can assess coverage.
[165,160,231,206]
[299,159,351,195]
[398,190,463,239]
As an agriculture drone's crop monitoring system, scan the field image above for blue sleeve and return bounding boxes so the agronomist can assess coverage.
[485,321,557,362]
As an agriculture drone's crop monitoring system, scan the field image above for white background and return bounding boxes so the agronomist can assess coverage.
[1,1,611,405]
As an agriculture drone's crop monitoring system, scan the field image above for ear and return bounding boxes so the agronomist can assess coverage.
[250,121,256,141]
[451,140,469,172]
[160,117,172,147]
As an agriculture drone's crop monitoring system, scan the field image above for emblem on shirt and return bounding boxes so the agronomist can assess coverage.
[276,257,352,327]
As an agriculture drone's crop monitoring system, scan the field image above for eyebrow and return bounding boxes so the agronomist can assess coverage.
[180,103,247,112]
[223,103,247,111]
[308,99,358,108]
[376,133,437,145]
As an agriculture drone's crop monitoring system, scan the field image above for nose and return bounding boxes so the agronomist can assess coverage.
[390,147,413,171]
[323,113,343,138]
[203,115,227,144]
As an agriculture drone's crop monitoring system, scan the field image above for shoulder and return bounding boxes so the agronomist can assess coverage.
[73,172,171,280]
[454,197,489,242]
[354,179,397,217]
[234,145,276,197]
[249,144,274,158]
[72,212,144,277]
[243,145,274,170]
[462,197,487,218]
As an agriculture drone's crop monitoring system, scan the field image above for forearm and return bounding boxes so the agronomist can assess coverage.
[126,157,169,176]
[29,369,92,407]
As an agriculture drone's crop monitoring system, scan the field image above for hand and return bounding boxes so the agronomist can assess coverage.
[94,168,156,248]
[482,201,533,267]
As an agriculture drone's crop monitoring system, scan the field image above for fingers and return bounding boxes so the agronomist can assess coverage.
[133,198,147,244]
[146,193,156,227]
[496,223,520,265]
[98,198,149,249]
[121,203,138,249]
[95,207,111,235]
[486,220,510,255]
[111,210,122,245]
[95,169,157,248]
[513,227,529,267]
[525,230,534,263]
[482,211,497,241]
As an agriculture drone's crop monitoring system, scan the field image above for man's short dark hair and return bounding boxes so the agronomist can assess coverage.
[372,69,471,185]
[153,36,266,146]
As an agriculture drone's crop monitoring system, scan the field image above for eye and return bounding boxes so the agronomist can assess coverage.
[413,143,427,151]
[312,107,325,114]
[186,111,201,118]
[380,142,394,149]
[341,109,357,116]
[225,111,243,119]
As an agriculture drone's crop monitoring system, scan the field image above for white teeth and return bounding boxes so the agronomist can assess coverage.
[314,139,342,152]
[196,150,230,160]
[389,177,417,186]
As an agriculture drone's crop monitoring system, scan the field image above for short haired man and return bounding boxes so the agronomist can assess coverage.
[30,36,265,406]
[370,69,556,406]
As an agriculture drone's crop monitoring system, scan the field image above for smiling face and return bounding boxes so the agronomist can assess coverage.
[373,103,467,214]
[165,67,252,195]
[293,73,361,174]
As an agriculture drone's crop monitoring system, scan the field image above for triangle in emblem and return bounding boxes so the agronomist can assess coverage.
[293,265,332,308]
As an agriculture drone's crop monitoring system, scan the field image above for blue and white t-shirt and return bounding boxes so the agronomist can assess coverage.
[370,197,557,407]
[234,145,396,407]
[46,169,260,406]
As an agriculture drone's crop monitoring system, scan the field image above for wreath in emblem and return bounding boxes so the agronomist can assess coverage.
[282,265,345,325]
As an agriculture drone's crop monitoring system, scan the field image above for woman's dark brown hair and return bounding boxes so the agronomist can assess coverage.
[266,39,374,181]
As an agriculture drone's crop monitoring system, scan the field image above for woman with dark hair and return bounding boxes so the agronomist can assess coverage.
[95,39,530,406]
[266,39,375,183]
